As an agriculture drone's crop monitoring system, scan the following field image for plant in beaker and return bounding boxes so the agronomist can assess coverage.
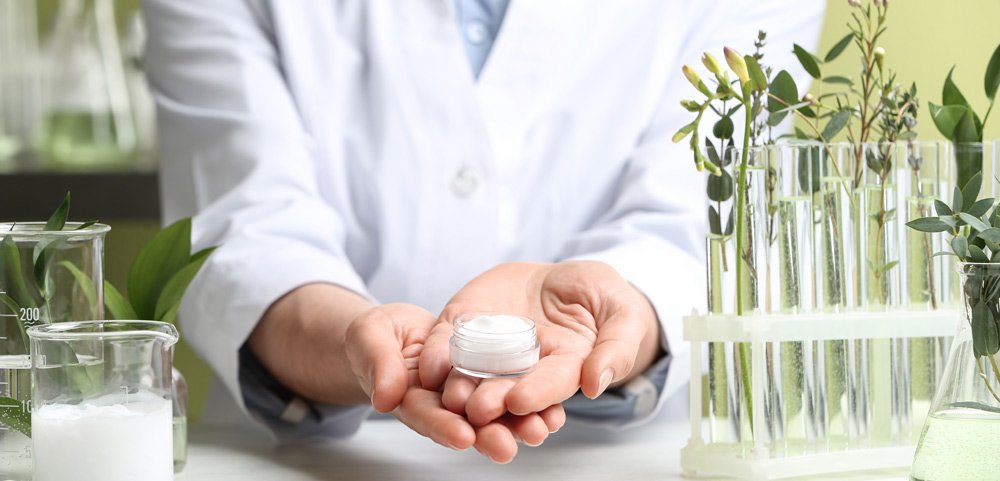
[907,173,1000,480]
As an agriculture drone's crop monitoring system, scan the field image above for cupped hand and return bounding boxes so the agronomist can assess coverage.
[418,261,662,434]
[344,303,558,462]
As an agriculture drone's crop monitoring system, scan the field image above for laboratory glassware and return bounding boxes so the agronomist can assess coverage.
[28,320,178,481]
[0,221,109,480]
[0,0,44,164]
[40,0,137,169]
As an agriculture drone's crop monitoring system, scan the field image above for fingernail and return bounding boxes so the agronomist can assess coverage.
[596,368,614,398]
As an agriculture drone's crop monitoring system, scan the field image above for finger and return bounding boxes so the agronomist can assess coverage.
[507,413,549,447]
[394,387,476,450]
[505,353,585,415]
[466,378,517,427]
[580,304,647,399]
[442,369,480,414]
[345,315,408,413]
[474,422,518,464]
[538,404,566,433]
[418,320,456,390]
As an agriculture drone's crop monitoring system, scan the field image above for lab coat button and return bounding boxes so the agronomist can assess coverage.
[450,165,479,198]
[465,21,488,45]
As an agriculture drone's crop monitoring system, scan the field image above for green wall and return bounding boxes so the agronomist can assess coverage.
[811,0,1000,140]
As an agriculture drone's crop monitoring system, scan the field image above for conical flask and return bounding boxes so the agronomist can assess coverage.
[910,262,1000,481]
[40,0,137,169]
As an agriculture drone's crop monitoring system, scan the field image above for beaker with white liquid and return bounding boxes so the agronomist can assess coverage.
[28,321,178,481]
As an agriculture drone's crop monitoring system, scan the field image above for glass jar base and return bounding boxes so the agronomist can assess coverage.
[453,366,533,379]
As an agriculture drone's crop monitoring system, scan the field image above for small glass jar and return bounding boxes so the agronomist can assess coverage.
[449,313,540,378]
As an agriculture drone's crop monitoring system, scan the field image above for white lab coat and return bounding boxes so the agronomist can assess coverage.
[145,0,824,437]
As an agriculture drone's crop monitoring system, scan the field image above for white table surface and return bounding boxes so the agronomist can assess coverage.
[176,407,910,481]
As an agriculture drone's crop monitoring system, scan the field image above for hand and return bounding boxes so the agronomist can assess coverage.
[248,285,476,449]
[419,261,662,448]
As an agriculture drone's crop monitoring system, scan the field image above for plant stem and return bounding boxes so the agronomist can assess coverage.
[735,85,754,431]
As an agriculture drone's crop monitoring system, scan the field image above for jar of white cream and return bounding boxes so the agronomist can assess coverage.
[449,313,540,378]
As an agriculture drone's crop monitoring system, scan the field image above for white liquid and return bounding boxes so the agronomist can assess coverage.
[451,314,539,377]
[32,393,173,481]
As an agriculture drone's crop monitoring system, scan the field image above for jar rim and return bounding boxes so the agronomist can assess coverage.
[454,312,536,336]
[0,221,111,236]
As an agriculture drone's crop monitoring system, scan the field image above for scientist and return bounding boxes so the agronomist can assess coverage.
[144,0,823,464]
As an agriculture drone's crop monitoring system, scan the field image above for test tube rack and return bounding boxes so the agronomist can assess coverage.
[680,309,957,480]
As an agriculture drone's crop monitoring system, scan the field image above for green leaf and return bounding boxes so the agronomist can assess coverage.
[59,261,97,313]
[969,198,996,218]
[768,70,799,114]
[823,76,853,86]
[960,213,991,232]
[0,397,30,437]
[879,260,900,274]
[43,192,70,232]
[953,235,970,259]
[933,250,958,258]
[713,116,735,139]
[978,227,1000,245]
[127,218,192,319]
[705,138,721,166]
[929,103,967,141]
[724,210,734,235]
[953,186,964,214]
[103,281,137,320]
[963,172,984,211]
[154,247,216,324]
[745,55,768,93]
[986,42,1000,101]
[943,67,972,108]
[972,300,997,357]
[824,34,854,63]
[792,44,821,79]
[821,110,852,140]
[709,206,722,235]
[33,238,65,291]
[1,236,37,309]
[906,217,952,233]
[969,244,991,263]
[934,200,953,217]
[75,220,98,231]
[954,108,982,144]
[707,169,734,202]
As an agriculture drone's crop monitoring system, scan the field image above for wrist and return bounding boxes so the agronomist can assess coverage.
[247,283,373,405]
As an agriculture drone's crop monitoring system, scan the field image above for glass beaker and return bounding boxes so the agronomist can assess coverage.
[0,221,108,479]
[28,321,177,481]
[40,0,137,169]
[910,263,1000,481]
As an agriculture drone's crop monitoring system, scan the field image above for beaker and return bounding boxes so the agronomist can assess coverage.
[910,263,1000,481]
[28,321,177,481]
[0,221,108,479]
[40,0,137,169]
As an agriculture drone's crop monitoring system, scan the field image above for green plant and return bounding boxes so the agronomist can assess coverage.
[0,194,213,437]
[929,42,1000,189]
[907,172,1000,402]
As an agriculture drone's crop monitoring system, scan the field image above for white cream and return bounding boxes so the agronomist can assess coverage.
[32,393,173,481]
[450,313,540,378]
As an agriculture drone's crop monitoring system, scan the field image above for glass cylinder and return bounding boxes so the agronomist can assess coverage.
[0,221,108,479]
[28,321,178,481]
[911,263,1000,481]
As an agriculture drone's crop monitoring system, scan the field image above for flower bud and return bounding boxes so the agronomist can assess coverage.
[802,93,815,104]
[847,0,861,6]
[874,47,885,69]
[701,52,725,76]
[682,65,714,97]
[680,99,702,112]
[724,47,750,85]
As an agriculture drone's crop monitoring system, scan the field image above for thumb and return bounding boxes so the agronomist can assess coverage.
[579,302,649,399]
[345,306,423,413]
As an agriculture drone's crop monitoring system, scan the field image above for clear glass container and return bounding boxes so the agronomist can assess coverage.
[40,0,137,169]
[172,367,187,473]
[0,221,108,480]
[27,321,178,481]
[450,313,539,378]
